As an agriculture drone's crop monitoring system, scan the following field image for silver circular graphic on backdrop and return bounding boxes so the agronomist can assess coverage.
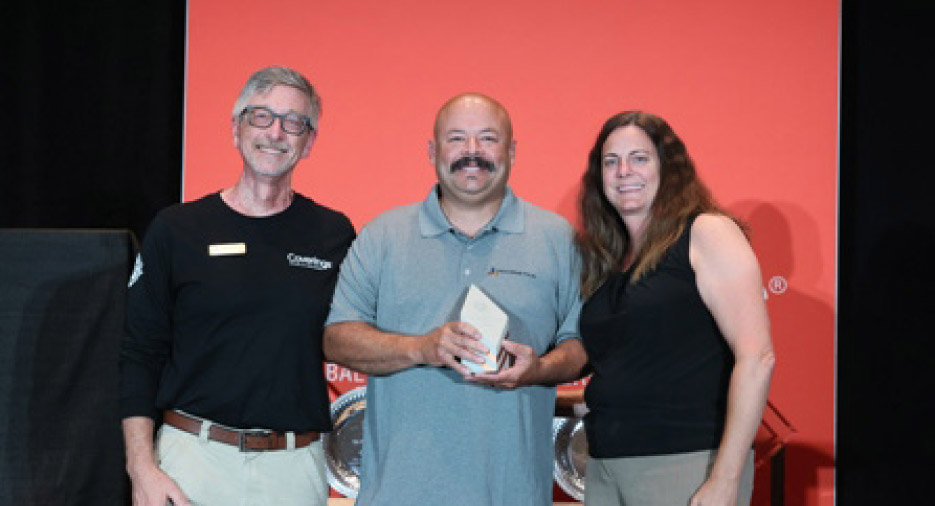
[323,386,367,498]
[552,416,587,500]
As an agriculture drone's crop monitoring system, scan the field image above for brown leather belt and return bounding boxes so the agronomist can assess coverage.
[163,411,320,452]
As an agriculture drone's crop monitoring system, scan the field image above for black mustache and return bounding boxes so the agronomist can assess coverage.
[450,156,495,173]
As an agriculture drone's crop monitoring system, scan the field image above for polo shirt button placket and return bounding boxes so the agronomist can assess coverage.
[463,239,475,278]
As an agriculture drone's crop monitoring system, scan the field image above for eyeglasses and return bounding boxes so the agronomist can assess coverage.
[240,106,315,135]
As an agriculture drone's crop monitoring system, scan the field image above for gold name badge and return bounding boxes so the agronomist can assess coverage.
[208,243,247,256]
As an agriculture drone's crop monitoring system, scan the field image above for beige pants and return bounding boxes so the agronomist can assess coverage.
[585,449,754,506]
[156,423,329,506]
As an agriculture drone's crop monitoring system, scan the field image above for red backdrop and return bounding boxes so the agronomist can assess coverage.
[184,1,838,503]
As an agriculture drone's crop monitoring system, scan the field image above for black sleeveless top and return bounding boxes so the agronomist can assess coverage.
[579,215,733,458]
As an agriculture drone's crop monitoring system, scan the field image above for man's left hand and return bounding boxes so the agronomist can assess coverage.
[466,340,540,389]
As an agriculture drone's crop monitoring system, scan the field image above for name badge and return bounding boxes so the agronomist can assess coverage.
[208,243,247,256]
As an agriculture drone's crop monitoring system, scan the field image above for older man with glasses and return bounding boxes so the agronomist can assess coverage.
[120,66,355,506]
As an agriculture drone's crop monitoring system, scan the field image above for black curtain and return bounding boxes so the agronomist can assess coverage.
[838,0,935,503]
[2,1,185,240]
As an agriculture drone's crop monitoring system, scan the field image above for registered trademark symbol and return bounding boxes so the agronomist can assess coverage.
[768,276,788,295]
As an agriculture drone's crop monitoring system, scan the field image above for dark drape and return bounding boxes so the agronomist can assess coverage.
[838,0,935,503]
[2,1,185,240]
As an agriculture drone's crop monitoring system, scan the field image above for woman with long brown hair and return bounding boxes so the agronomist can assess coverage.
[576,111,774,505]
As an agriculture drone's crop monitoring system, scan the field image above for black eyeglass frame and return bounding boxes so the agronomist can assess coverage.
[240,105,316,135]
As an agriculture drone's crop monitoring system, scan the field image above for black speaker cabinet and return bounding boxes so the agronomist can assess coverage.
[1,229,135,505]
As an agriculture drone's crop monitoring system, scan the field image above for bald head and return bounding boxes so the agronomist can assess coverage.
[433,93,513,142]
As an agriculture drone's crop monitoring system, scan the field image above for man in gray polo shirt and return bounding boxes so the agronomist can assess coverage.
[324,93,587,505]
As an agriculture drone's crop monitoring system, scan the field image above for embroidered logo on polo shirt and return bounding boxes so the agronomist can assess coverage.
[487,267,536,279]
[287,253,333,270]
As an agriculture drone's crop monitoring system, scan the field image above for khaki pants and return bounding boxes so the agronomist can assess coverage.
[585,449,754,506]
[156,423,329,506]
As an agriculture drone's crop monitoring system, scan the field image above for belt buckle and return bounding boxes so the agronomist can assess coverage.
[238,429,272,452]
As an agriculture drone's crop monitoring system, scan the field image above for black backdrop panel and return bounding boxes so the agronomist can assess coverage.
[837,0,935,503]
[0,230,134,505]
[2,1,185,240]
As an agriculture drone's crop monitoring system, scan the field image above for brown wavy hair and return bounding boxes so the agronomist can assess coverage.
[575,111,734,297]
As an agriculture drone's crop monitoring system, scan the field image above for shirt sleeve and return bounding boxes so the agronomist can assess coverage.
[119,215,174,420]
[553,224,583,345]
[325,219,386,327]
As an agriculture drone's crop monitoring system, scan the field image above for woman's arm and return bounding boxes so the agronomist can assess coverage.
[689,213,776,506]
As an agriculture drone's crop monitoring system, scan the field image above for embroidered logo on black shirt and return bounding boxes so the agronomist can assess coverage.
[287,253,332,270]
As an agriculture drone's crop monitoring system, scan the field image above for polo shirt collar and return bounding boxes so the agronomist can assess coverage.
[419,184,524,237]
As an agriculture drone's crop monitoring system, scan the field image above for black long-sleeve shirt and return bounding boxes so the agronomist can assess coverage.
[120,192,354,432]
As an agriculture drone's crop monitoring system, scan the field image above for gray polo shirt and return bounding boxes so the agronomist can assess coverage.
[326,185,581,506]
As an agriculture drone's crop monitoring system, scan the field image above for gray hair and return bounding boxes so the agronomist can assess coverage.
[231,66,322,129]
